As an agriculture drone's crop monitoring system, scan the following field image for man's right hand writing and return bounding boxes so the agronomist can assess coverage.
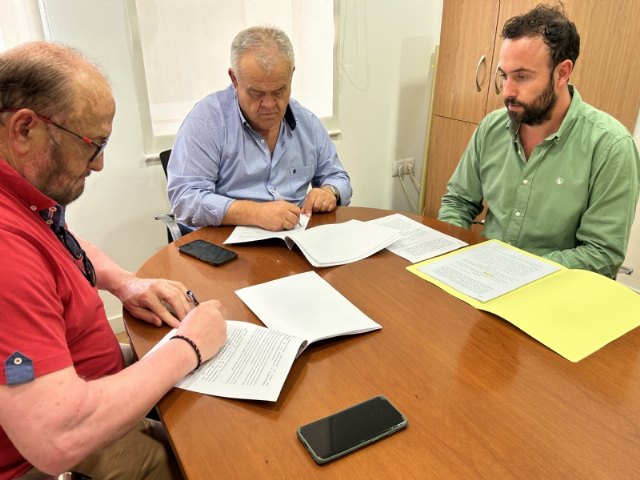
[224,199,301,231]
[175,300,227,362]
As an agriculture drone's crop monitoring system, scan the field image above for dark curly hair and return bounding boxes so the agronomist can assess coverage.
[502,4,580,69]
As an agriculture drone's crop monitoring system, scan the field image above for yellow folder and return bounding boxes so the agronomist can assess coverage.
[407,240,640,362]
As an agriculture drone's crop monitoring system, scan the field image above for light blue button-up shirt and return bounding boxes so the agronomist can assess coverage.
[168,85,352,228]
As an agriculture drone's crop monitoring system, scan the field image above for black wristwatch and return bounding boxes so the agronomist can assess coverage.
[323,184,341,204]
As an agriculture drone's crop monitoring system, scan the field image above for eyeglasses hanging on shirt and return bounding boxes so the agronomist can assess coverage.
[54,226,97,287]
[39,205,97,287]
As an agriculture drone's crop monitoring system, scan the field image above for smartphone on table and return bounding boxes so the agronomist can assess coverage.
[178,239,238,266]
[297,395,408,464]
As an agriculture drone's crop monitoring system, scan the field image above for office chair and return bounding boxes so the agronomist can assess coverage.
[155,149,183,243]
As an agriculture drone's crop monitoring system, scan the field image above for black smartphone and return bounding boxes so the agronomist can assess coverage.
[178,239,238,266]
[297,395,408,464]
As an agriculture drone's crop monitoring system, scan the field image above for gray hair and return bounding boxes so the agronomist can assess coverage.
[230,26,295,74]
[0,41,106,122]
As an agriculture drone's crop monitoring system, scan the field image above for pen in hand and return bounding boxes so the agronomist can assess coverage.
[186,290,200,306]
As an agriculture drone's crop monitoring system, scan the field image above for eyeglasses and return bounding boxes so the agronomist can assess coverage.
[0,107,108,162]
[56,227,97,287]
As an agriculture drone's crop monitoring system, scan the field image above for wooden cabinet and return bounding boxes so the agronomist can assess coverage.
[422,0,640,218]
[431,0,500,124]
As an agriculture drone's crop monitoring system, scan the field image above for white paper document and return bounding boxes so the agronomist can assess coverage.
[148,271,381,402]
[417,240,561,302]
[225,218,400,267]
[152,321,302,402]
[368,213,468,263]
[236,271,381,343]
[223,214,311,244]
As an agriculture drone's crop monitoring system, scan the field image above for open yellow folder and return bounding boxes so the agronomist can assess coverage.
[407,240,640,362]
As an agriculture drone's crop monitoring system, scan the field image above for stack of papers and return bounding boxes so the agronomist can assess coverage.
[225,218,400,267]
[148,272,381,401]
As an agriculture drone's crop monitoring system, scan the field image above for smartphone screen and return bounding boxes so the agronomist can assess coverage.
[297,395,407,464]
[178,239,237,266]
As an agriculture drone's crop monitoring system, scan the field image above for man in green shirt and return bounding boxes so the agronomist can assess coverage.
[439,5,640,278]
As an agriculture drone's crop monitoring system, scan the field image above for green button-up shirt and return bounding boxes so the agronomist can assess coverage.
[439,87,640,278]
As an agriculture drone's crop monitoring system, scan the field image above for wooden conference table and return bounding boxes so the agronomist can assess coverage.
[124,207,640,479]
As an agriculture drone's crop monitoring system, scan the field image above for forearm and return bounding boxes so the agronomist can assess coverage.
[437,131,485,228]
[77,236,135,295]
[7,339,197,474]
[438,194,480,229]
[222,199,262,226]
[543,243,624,278]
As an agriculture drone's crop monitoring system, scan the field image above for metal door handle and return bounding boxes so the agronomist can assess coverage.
[494,66,501,94]
[475,55,486,92]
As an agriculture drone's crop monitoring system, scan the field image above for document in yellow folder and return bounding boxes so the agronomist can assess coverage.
[407,240,640,362]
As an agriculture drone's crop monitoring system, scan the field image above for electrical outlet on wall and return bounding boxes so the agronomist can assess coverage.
[392,158,415,177]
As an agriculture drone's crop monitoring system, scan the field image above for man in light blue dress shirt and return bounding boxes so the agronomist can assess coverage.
[168,26,352,232]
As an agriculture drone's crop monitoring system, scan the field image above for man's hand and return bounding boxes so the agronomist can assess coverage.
[301,187,338,215]
[115,275,194,328]
[175,299,228,362]
[224,199,301,231]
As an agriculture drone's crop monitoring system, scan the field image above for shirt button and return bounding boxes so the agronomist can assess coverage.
[260,139,265,143]
[14,357,22,365]
[515,211,521,217]
[522,179,528,184]
[30,205,37,211]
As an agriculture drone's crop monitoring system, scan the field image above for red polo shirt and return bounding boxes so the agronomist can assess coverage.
[0,158,125,479]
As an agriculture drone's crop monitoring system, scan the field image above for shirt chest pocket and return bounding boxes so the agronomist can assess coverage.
[284,164,315,201]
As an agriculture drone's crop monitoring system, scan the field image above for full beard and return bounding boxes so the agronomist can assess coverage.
[39,142,86,206]
[505,76,557,126]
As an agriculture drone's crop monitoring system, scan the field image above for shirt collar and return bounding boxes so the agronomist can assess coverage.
[233,89,297,132]
[0,156,64,228]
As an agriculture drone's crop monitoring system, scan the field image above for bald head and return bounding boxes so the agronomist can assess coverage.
[0,42,115,205]
[0,41,112,124]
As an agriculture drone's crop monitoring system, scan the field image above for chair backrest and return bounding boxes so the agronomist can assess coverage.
[159,149,171,177]
[156,149,194,242]
[156,149,181,243]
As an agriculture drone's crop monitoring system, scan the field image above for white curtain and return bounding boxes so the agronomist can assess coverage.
[0,0,45,51]
[131,0,334,139]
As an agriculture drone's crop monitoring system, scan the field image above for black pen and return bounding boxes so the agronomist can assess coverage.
[186,290,200,306]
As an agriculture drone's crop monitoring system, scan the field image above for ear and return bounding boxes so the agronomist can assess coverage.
[555,59,574,88]
[6,109,41,156]
[228,68,238,88]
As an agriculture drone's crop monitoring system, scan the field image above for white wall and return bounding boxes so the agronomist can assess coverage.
[332,0,442,213]
[41,0,444,331]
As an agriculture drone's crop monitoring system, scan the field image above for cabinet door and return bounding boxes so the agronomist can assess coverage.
[432,0,500,124]
[423,116,478,218]
[565,0,640,131]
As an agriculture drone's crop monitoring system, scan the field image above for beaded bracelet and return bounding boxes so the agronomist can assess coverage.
[170,334,202,370]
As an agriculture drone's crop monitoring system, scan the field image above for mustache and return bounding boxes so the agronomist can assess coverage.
[504,97,523,107]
